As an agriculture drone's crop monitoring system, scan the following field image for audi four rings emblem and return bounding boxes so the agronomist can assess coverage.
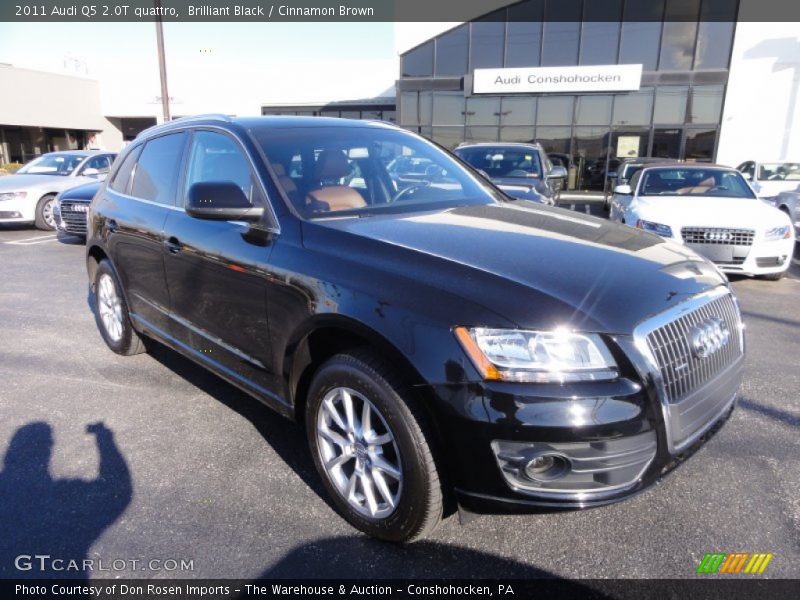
[689,317,731,359]
[704,230,733,242]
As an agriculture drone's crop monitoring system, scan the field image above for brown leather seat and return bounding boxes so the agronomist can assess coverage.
[677,176,716,195]
[305,149,366,212]
[272,163,304,210]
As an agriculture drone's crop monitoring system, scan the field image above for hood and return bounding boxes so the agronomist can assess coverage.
[636,195,789,229]
[306,202,726,333]
[0,173,85,193]
[59,181,101,202]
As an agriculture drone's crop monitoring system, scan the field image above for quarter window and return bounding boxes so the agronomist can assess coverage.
[130,132,186,205]
[109,146,142,195]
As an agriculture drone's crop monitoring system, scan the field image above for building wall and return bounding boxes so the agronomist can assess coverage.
[717,19,800,166]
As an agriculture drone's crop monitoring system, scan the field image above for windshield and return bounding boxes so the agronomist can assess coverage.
[251,126,501,219]
[17,153,83,176]
[455,147,543,179]
[757,162,800,181]
[639,168,756,198]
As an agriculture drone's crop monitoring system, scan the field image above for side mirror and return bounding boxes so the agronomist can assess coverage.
[547,165,568,179]
[476,169,491,180]
[742,172,753,181]
[82,167,108,180]
[614,184,633,195]
[186,181,263,221]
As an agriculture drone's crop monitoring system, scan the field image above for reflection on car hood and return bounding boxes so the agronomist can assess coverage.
[0,173,81,192]
[58,181,102,202]
[637,195,788,228]
[309,201,726,333]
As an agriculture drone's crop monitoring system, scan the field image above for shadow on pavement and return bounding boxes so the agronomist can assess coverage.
[0,422,132,579]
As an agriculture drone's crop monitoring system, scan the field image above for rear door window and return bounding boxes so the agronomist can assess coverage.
[130,133,187,205]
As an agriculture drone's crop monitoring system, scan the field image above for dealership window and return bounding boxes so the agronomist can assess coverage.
[690,85,724,123]
[500,97,536,126]
[684,128,717,161]
[580,0,622,65]
[402,41,433,77]
[466,126,500,143]
[499,127,536,143]
[612,88,654,126]
[465,97,500,125]
[435,25,468,77]
[575,95,613,126]
[653,86,688,123]
[541,0,582,67]
[400,93,419,126]
[619,0,664,71]
[431,127,464,150]
[419,91,434,126]
[572,126,608,164]
[659,0,700,71]
[652,128,682,158]
[537,96,575,126]
[536,126,571,154]
[432,93,465,126]
[383,111,397,123]
[694,0,737,69]
[470,14,505,71]
[505,0,544,68]
[610,129,649,159]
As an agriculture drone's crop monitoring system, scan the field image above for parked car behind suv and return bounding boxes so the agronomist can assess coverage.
[87,116,744,542]
[454,142,566,205]
[0,150,115,230]
[54,181,101,239]
[736,160,800,199]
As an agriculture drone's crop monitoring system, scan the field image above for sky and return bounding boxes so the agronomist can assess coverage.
[0,21,405,116]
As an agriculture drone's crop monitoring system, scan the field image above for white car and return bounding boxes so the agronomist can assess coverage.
[736,160,800,199]
[610,164,794,280]
[0,150,116,230]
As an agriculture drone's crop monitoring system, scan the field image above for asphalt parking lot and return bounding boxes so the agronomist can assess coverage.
[0,217,798,581]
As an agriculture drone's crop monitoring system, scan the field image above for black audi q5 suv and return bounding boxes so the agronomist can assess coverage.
[86,115,744,542]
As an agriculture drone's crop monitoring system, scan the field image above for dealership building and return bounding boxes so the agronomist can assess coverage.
[392,0,800,188]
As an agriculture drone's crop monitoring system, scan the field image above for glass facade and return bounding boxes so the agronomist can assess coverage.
[398,0,736,189]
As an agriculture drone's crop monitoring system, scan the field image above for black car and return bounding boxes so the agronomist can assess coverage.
[54,181,101,239]
[86,116,744,542]
[454,142,566,205]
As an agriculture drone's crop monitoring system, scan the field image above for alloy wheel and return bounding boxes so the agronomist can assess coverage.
[316,386,403,519]
[97,273,124,342]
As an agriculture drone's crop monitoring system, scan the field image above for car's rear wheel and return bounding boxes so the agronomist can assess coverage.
[34,194,57,230]
[306,351,443,542]
[93,259,146,355]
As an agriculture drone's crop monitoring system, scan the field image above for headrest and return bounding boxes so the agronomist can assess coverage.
[315,150,351,181]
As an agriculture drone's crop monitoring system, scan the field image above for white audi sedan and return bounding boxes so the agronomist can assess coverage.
[610,164,793,280]
[0,150,116,230]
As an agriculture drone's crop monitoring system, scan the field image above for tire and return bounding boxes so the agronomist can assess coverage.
[34,194,57,230]
[306,351,443,542]
[93,259,146,355]
[760,270,786,281]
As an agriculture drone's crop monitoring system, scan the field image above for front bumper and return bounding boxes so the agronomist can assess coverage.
[0,196,35,223]
[424,293,744,513]
[678,238,793,276]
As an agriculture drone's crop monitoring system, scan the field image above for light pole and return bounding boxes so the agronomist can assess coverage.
[154,0,171,122]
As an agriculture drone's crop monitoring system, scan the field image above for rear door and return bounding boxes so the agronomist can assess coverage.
[104,132,187,334]
[162,129,280,399]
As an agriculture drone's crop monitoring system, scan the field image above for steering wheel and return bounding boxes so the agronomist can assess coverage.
[392,182,429,202]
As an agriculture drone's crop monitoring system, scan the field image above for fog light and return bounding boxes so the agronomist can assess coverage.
[524,453,569,481]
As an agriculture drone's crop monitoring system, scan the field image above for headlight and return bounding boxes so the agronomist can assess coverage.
[0,191,27,202]
[635,219,673,238]
[764,225,790,241]
[454,327,618,383]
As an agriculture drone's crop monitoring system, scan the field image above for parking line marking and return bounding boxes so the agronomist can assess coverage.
[5,234,59,245]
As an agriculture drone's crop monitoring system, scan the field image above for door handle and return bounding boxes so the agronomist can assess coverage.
[107,219,118,233]
[164,237,183,254]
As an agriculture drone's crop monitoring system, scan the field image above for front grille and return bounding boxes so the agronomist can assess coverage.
[645,293,743,405]
[59,202,88,235]
[681,227,754,246]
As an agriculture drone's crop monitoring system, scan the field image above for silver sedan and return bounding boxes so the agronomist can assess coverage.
[0,150,116,230]
[774,185,800,241]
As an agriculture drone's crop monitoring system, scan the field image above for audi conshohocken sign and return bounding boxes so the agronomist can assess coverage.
[473,64,643,95]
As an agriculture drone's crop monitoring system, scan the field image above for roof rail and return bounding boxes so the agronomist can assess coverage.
[136,114,234,139]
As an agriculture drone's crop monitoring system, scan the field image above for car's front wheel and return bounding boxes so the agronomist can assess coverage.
[93,259,146,355]
[306,351,443,542]
[34,194,57,230]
